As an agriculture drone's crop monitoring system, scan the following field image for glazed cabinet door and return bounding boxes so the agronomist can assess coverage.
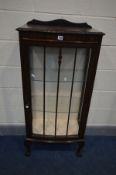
[28,46,92,137]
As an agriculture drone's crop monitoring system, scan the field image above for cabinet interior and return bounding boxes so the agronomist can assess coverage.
[30,47,88,136]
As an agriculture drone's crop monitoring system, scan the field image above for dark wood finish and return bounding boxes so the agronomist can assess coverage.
[17,19,104,156]
[76,141,85,157]
[19,42,32,138]
[24,140,31,156]
[17,19,103,35]
[19,32,102,48]
[66,48,77,135]
[27,19,92,28]
[43,47,46,135]
[55,48,62,136]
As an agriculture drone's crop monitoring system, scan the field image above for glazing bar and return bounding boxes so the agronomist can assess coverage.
[43,47,46,135]
[66,48,77,136]
[55,48,62,136]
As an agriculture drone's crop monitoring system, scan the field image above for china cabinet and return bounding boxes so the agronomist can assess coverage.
[17,19,104,156]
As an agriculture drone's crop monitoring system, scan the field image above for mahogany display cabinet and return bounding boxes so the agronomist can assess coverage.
[17,19,104,156]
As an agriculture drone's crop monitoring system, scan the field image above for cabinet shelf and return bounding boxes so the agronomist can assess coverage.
[32,95,81,113]
[31,79,84,83]
[30,68,84,82]
[33,110,79,114]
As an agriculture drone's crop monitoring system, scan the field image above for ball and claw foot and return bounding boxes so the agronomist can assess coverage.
[76,142,85,157]
[24,140,31,156]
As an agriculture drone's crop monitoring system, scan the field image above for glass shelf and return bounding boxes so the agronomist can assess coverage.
[32,95,81,113]
[30,68,84,83]
[32,112,79,135]
[31,81,83,96]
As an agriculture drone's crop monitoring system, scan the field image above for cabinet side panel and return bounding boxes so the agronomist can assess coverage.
[78,39,102,138]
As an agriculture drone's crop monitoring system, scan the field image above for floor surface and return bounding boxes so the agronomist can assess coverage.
[0,136,116,175]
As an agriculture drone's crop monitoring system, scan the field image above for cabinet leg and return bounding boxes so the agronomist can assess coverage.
[76,141,85,157]
[24,140,31,156]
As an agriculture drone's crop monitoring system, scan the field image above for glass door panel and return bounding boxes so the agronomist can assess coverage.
[29,46,90,136]
[30,47,44,135]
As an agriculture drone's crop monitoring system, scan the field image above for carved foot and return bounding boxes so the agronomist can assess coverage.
[76,141,85,157]
[24,140,31,156]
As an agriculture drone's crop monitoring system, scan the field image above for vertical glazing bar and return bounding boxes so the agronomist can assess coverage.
[66,48,77,136]
[55,48,62,136]
[43,47,46,135]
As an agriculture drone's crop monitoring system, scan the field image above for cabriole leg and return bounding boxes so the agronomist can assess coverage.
[76,141,85,157]
[24,140,31,156]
